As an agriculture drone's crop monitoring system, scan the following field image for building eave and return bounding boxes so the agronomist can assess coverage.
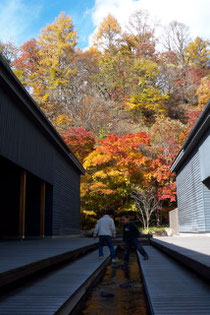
[0,56,85,175]
[171,108,210,173]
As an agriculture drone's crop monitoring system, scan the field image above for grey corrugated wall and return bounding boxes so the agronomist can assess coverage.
[176,150,206,232]
[203,185,210,232]
[199,130,210,232]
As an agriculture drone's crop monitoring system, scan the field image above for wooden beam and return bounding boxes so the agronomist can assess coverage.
[40,181,46,237]
[19,170,27,238]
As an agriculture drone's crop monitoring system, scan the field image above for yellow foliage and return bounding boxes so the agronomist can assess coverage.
[54,114,69,126]
[32,12,78,108]
[185,37,210,68]
[127,86,168,113]
[126,58,168,118]
[89,182,115,195]
[93,169,126,183]
[42,93,50,101]
[96,14,121,39]
[82,210,96,216]
[93,14,121,51]
[196,76,210,109]
[83,151,112,168]
[93,170,108,179]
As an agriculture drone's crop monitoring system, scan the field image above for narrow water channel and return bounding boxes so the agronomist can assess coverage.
[80,248,148,315]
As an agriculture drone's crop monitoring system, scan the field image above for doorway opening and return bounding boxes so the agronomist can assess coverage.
[0,156,20,238]
[25,172,41,237]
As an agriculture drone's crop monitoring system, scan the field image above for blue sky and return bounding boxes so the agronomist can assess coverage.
[0,0,209,49]
[0,0,96,48]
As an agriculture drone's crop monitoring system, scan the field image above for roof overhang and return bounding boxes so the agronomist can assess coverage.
[171,101,210,173]
[0,56,85,174]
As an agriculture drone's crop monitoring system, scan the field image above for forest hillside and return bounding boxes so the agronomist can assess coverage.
[1,11,209,229]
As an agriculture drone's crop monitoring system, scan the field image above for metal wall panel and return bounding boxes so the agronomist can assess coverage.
[202,184,210,232]
[199,130,210,182]
[169,208,179,234]
[176,150,206,232]
[198,131,210,231]
[0,81,81,235]
[0,87,54,184]
[53,152,81,235]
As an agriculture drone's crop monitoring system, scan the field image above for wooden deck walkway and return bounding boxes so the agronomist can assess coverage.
[137,246,210,315]
[0,248,112,315]
[0,238,98,288]
[151,236,210,280]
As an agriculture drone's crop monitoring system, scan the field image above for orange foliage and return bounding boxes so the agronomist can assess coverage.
[64,127,95,163]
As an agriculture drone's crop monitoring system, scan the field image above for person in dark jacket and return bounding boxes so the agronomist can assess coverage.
[120,212,148,264]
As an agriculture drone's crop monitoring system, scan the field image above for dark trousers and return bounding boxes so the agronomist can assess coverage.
[99,235,115,259]
[124,239,148,262]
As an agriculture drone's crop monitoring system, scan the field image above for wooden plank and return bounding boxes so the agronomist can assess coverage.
[40,181,46,237]
[137,246,210,315]
[151,237,210,280]
[19,170,27,238]
[0,238,98,289]
[0,248,112,315]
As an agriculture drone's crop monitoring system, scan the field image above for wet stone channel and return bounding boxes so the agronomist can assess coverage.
[80,248,148,315]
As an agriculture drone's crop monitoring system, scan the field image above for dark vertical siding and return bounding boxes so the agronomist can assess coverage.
[52,152,81,235]
[176,150,205,232]
[0,87,54,183]
[0,78,81,236]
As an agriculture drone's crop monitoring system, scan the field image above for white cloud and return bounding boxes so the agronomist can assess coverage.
[0,0,42,44]
[89,0,210,45]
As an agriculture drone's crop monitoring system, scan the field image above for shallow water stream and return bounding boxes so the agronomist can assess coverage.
[80,248,148,315]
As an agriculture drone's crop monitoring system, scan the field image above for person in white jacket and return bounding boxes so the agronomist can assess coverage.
[93,209,117,262]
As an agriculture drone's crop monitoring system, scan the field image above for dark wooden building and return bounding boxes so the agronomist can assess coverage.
[171,100,210,233]
[0,56,85,239]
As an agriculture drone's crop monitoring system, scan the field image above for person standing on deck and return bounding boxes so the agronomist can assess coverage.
[120,212,148,265]
[93,210,117,263]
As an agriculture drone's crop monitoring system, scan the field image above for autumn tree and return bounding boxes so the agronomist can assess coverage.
[147,117,187,203]
[158,47,208,113]
[12,38,39,87]
[127,10,156,41]
[125,10,157,59]
[0,41,18,65]
[34,12,78,117]
[64,127,95,163]
[11,12,78,122]
[5,10,210,229]
[185,37,210,69]
[162,21,190,65]
[196,75,210,109]
[91,15,128,105]
[133,187,161,230]
[93,14,122,52]
[82,132,150,215]
[126,58,168,122]
[93,50,133,104]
